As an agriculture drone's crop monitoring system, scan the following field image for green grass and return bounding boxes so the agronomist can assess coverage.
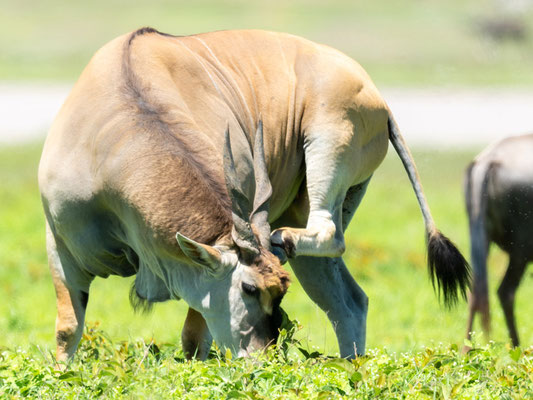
[2,325,533,398]
[1,142,533,397]
[1,0,533,86]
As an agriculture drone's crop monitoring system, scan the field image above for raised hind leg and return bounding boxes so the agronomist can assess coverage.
[497,254,527,347]
[271,135,350,258]
[271,123,387,260]
[181,307,213,360]
[285,180,371,358]
[46,223,92,363]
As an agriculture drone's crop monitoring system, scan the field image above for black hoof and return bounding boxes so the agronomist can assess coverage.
[272,244,288,264]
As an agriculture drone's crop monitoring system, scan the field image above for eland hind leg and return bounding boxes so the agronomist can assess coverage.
[46,223,92,364]
[271,122,387,260]
[290,256,368,358]
[285,180,371,358]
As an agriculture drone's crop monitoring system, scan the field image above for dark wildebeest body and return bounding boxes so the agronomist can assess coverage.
[465,133,533,346]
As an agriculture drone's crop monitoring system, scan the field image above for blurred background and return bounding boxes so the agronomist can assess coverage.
[1,0,532,355]
[3,0,533,84]
[3,0,533,145]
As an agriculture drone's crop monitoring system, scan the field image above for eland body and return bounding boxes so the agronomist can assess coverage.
[465,134,533,346]
[39,28,469,361]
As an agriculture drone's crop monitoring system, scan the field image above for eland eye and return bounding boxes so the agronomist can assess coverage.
[241,282,258,297]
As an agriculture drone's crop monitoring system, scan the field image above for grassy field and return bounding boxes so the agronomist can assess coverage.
[2,326,532,398]
[1,141,533,397]
[2,1,533,397]
[2,0,533,86]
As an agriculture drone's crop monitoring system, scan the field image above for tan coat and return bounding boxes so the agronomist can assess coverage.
[39,28,469,361]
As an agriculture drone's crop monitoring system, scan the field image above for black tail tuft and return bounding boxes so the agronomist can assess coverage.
[129,283,154,314]
[428,230,471,307]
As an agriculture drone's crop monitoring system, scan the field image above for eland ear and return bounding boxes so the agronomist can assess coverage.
[176,233,224,274]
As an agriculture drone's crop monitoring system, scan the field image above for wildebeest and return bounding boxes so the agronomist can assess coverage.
[465,134,533,347]
[39,28,470,362]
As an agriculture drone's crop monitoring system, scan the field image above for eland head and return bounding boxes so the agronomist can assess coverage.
[176,121,290,357]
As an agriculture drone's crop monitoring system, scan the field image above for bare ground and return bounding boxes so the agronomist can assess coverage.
[1,82,532,148]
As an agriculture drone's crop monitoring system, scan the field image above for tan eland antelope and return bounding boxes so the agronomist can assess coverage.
[39,28,470,362]
[465,134,533,347]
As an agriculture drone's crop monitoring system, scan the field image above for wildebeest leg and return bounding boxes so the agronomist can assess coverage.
[46,224,91,364]
[465,241,491,343]
[497,255,527,347]
[464,160,492,346]
[181,308,212,360]
[287,182,371,358]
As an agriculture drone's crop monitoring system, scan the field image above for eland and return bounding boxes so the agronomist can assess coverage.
[39,28,470,361]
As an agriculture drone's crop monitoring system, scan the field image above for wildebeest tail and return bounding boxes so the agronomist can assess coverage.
[387,114,471,307]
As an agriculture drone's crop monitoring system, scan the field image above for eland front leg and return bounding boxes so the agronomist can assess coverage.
[181,307,213,360]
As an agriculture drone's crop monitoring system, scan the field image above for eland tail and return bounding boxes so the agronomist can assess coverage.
[387,114,471,307]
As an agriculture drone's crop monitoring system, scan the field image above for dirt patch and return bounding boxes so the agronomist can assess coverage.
[1,83,532,148]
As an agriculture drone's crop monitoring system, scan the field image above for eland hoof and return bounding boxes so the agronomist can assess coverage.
[271,228,296,262]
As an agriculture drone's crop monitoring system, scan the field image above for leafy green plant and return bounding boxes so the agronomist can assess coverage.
[1,323,532,399]
[2,143,533,397]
